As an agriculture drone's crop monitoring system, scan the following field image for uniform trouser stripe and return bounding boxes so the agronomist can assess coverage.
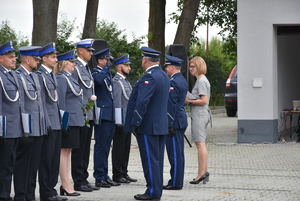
[171,136,177,186]
[143,135,154,196]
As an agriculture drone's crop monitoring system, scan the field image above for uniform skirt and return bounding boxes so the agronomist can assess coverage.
[61,126,80,149]
[190,105,211,142]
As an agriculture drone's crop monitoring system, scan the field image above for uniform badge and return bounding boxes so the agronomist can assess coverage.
[170,87,174,90]
[144,81,149,84]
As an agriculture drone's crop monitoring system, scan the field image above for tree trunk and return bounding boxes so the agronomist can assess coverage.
[32,0,60,46]
[173,0,201,91]
[148,0,166,64]
[82,0,99,39]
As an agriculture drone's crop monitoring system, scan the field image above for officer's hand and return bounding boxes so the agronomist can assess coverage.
[19,136,29,145]
[61,127,70,138]
[0,136,5,145]
[132,125,139,137]
[115,125,124,134]
[168,127,176,137]
[103,64,111,72]
[47,126,52,137]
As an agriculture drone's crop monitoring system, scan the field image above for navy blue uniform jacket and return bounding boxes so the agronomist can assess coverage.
[124,65,170,135]
[168,72,188,129]
[91,66,115,122]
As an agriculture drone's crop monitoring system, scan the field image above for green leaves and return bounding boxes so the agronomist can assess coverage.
[56,12,76,53]
[95,19,145,82]
[82,97,95,128]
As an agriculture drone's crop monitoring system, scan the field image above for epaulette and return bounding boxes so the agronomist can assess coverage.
[15,70,21,74]
[91,68,101,75]
[36,70,42,74]
[146,68,156,74]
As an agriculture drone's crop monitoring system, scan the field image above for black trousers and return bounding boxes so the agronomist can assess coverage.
[39,130,62,199]
[71,120,94,187]
[112,125,132,180]
[14,136,43,201]
[0,138,18,201]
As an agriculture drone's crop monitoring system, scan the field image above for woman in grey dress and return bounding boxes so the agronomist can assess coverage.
[56,50,84,196]
[185,56,211,184]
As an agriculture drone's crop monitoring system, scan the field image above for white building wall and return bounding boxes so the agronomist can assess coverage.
[238,0,300,120]
[238,0,300,142]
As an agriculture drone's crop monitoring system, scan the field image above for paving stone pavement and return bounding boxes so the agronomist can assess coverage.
[30,112,300,200]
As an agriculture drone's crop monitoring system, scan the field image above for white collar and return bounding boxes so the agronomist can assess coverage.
[117,72,126,79]
[20,65,31,75]
[77,57,87,66]
[146,64,159,72]
[41,64,53,74]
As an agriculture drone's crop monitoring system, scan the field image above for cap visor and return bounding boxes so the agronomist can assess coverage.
[3,49,16,55]
[86,47,95,51]
[68,58,76,62]
[33,55,41,60]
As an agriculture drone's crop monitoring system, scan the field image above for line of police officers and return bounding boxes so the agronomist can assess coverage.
[0,39,188,201]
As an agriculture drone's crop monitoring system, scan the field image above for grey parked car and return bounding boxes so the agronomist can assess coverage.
[224,65,237,117]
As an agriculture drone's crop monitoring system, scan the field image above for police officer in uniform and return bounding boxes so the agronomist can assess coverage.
[91,48,120,188]
[163,55,188,190]
[56,50,83,197]
[124,47,170,200]
[71,39,99,192]
[36,43,67,201]
[111,54,137,184]
[0,41,26,201]
[14,46,48,201]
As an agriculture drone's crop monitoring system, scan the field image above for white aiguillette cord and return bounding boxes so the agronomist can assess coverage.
[0,76,19,102]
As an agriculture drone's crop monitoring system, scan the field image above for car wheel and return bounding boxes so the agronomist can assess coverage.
[226,108,237,117]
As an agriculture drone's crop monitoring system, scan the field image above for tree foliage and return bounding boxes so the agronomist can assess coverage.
[56,12,76,53]
[0,20,29,49]
[169,0,237,58]
[95,19,146,81]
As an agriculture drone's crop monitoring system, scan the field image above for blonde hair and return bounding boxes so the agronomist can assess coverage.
[189,56,207,75]
[53,60,69,75]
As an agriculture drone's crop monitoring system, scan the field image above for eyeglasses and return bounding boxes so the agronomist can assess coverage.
[189,65,196,68]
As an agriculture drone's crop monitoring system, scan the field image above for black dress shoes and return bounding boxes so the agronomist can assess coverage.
[95,180,111,188]
[41,195,68,201]
[134,193,160,200]
[74,185,93,192]
[54,195,68,201]
[106,178,121,186]
[86,183,100,190]
[124,175,137,182]
[163,185,182,190]
[113,177,130,183]
[60,186,81,196]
